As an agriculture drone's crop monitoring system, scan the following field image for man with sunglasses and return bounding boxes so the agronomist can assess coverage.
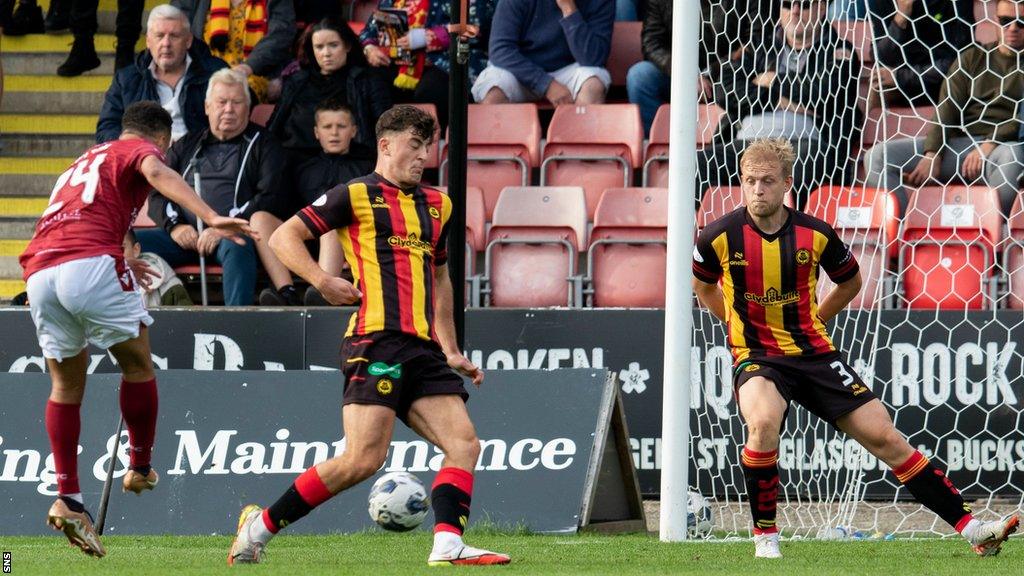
[867,0,973,108]
[700,0,862,209]
[865,0,1024,214]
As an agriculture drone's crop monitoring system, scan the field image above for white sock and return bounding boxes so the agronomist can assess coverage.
[62,493,84,505]
[960,518,984,540]
[246,512,276,546]
[432,531,463,553]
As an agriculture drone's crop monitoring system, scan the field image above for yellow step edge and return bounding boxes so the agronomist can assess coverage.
[0,157,75,175]
[39,0,163,11]
[0,114,97,135]
[1,34,144,54]
[6,75,112,93]
[0,240,30,258]
[0,280,27,300]
[0,198,50,217]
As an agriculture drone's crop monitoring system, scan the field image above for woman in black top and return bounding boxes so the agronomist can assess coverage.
[269,18,392,166]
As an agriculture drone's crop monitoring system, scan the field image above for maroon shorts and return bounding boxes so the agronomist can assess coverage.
[340,331,468,424]
[733,353,876,427]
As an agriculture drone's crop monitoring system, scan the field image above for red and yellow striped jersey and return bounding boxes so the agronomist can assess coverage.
[692,207,859,363]
[298,172,452,341]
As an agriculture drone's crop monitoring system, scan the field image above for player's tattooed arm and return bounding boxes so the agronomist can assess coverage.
[433,265,483,386]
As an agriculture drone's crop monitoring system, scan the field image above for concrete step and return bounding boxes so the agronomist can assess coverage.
[1,75,111,114]
[3,92,105,114]
[0,220,40,238]
[1,135,96,157]
[0,174,57,197]
[3,33,122,54]
[0,256,23,279]
[3,53,116,75]
[1,114,97,135]
[0,239,29,256]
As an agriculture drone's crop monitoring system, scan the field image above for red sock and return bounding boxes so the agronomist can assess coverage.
[120,378,158,469]
[45,400,81,495]
[432,467,474,535]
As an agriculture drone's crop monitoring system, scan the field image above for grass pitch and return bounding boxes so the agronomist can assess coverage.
[2,532,1021,575]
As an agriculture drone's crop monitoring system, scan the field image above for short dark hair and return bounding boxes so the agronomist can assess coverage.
[375,105,436,142]
[122,101,172,141]
[314,97,355,124]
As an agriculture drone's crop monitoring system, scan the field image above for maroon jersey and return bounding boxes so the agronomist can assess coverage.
[20,139,165,280]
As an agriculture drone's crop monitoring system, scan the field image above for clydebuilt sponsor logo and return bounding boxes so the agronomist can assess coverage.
[388,233,433,253]
[744,287,799,306]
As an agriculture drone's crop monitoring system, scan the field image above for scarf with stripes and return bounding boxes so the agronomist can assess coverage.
[206,0,267,58]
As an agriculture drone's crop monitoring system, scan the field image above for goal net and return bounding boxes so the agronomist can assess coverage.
[688,0,1024,539]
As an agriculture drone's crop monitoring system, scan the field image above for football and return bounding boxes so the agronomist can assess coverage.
[367,472,431,532]
[687,490,714,538]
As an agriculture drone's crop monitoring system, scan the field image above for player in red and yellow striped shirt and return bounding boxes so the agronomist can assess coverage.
[693,139,1017,558]
[226,106,509,567]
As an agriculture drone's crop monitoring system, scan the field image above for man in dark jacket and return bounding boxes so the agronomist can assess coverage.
[472,0,614,105]
[96,4,227,143]
[627,0,670,136]
[139,69,286,306]
[868,0,973,108]
[698,0,862,208]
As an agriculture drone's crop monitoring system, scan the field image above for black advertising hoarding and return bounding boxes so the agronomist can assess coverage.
[0,369,642,535]
[0,309,1021,497]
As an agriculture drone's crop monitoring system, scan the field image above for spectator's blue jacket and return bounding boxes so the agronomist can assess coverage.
[96,41,228,144]
[488,0,614,95]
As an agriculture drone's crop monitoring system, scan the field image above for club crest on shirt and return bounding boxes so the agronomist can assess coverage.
[376,379,394,395]
[796,249,811,265]
[428,206,440,219]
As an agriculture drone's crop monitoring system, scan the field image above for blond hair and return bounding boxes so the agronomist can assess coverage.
[739,138,796,177]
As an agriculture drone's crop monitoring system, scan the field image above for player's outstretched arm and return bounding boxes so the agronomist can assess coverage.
[817,270,862,323]
[269,216,361,305]
[140,156,256,244]
[693,278,727,323]
[433,264,483,386]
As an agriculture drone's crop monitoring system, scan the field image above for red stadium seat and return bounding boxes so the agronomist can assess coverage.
[832,20,872,63]
[607,21,643,86]
[541,104,644,218]
[644,104,725,187]
[861,106,935,149]
[697,186,744,229]
[250,104,275,128]
[442,104,541,220]
[805,186,899,308]
[484,186,587,307]
[899,185,1001,309]
[1001,195,1024,309]
[437,185,486,306]
[133,197,156,228]
[587,187,668,307]
[408,103,441,169]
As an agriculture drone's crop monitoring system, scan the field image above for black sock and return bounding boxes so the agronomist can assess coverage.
[431,467,474,535]
[893,451,972,530]
[266,486,313,532]
[60,495,85,513]
[132,464,152,477]
[741,447,780,534]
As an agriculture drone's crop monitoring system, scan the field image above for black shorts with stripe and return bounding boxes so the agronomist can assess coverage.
[341,330,468,424]
[733,353,876,427]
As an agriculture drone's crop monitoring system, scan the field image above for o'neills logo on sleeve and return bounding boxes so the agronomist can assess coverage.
[388,233,434,253]
[744,287,799,306]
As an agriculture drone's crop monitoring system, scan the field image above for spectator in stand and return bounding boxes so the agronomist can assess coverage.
[97,5,228,143]
[867,0,973,109]
[42,0,145,74]
[627,0,669,136]
[864,0,1024,214]
[139,69,287,306]
[0,0,43,35]
[172,0,295,103]
[698,0,862,208]
[124,229,194,307]
[473,0,614,106]
[265,98,375,306]
[269,18,392,167]
[829,0,867,19]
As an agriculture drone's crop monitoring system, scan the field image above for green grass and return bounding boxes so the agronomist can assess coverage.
[1,532,1021,575]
